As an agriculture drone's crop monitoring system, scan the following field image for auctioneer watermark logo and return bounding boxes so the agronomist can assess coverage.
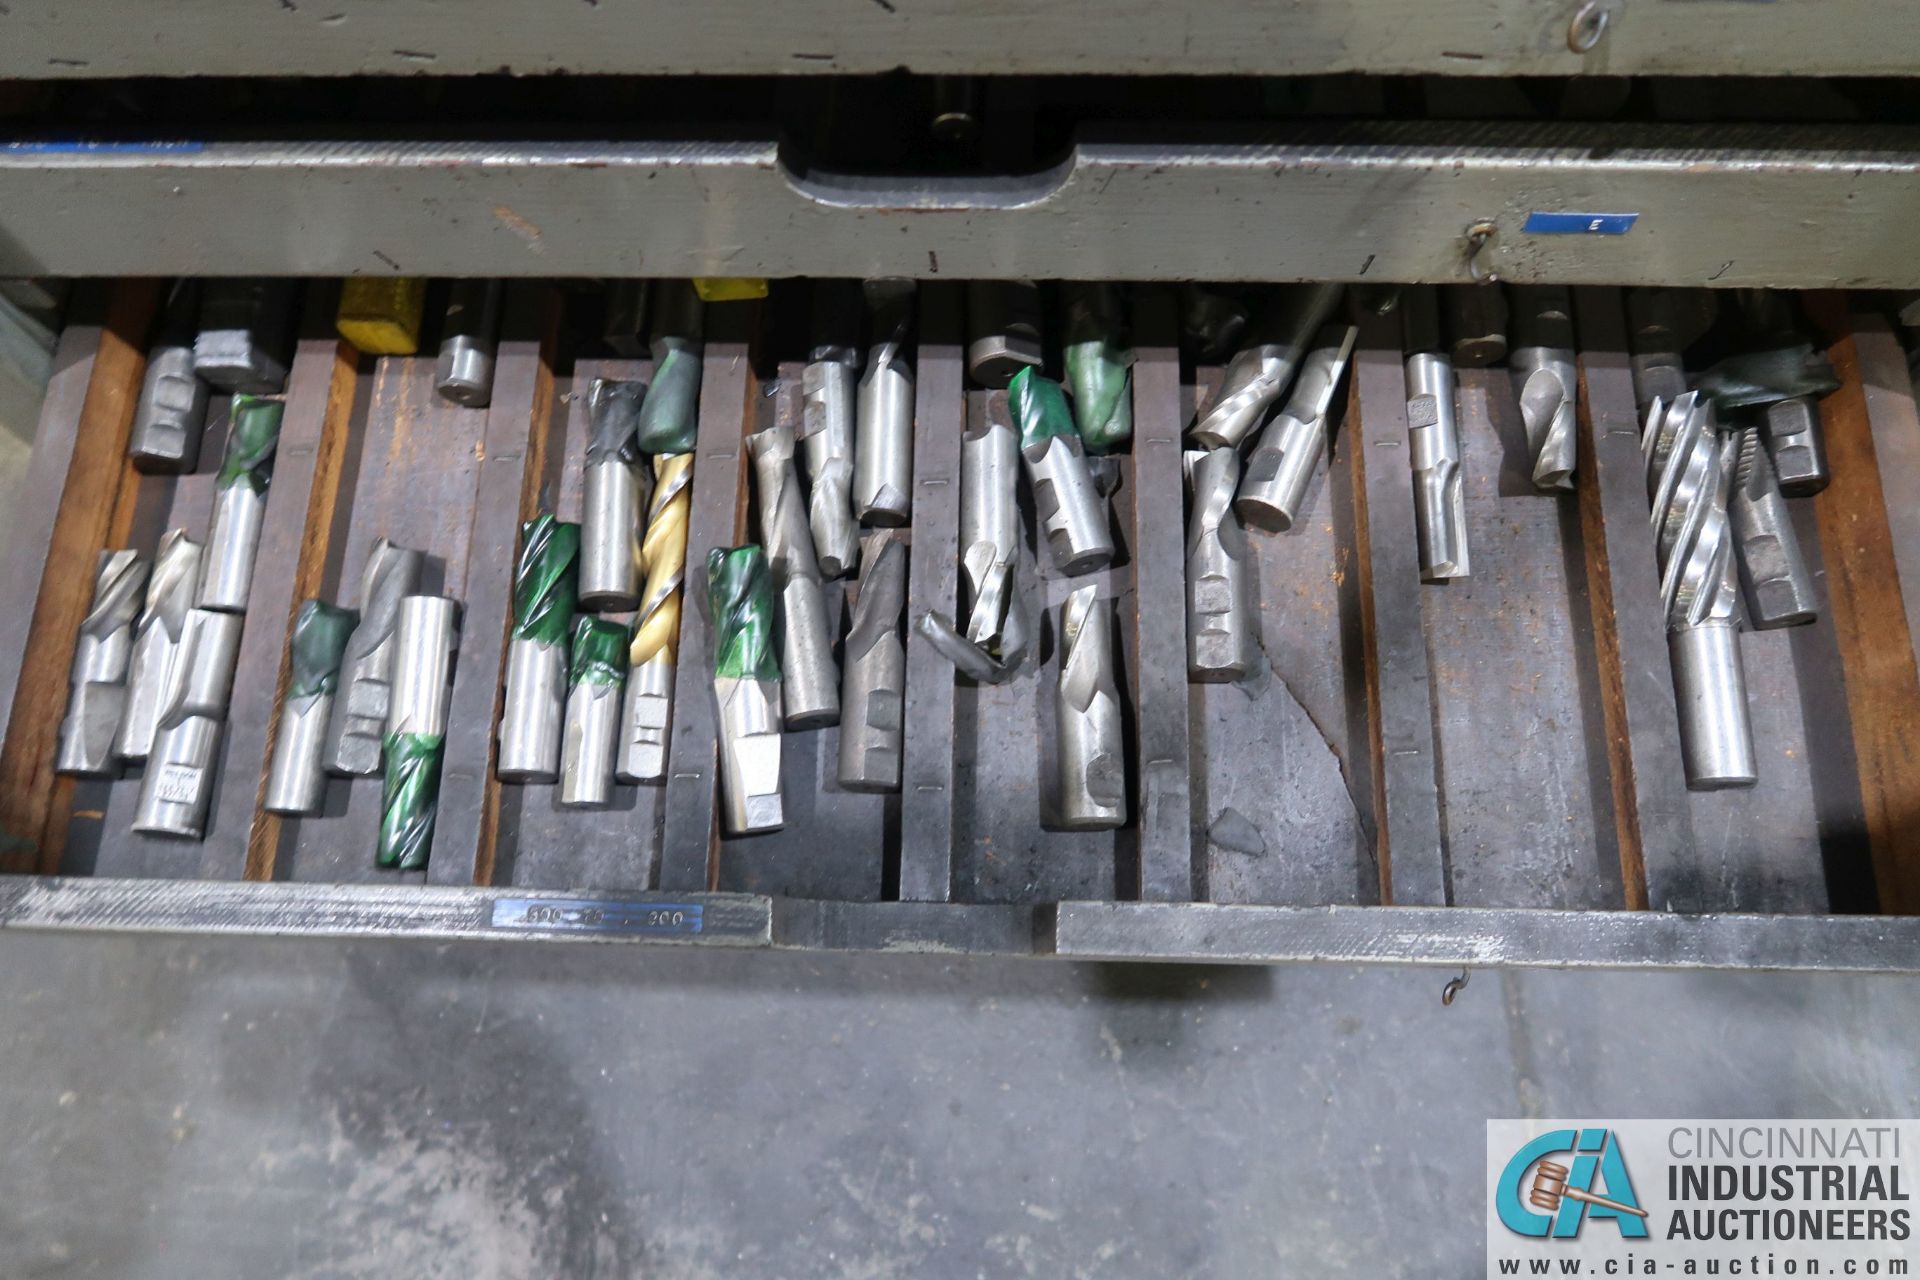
[1487,1121,1915,1277]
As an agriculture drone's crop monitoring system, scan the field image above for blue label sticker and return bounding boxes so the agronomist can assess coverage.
[3,140,207,154]
[1524,211,1639,235]
[490,897,705,936]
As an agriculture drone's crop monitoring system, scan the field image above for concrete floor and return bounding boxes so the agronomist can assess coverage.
[1,934,1915,1278]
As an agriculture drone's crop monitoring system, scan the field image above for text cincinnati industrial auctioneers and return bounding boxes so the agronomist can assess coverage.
[1660,1125,1910,1244]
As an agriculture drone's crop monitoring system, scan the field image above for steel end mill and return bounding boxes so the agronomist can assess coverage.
[839,533,908,793]
[1723,425,1818,630]
[966,279,1044,389]
[1402,288,1471,582]
[579,377,646,611]
[798,282,863,579]
[116,530,204,761]
[1644,393,1757,790]
[960,392,1028,660]
[1190,282,1344,450]
[636,281,704,456]
[1010,367,1114,577]
[1185,448,1256,682]
[619,453,691,784]
[497,515,579,783]
[129,281,211,474]
[193,279,295,395]
[1237,323,1357,533]
[854,277,917,526]
[198,395,284,614]
[1510,285,1579,492]
[560,615,628,808]
[55,549,148,778]
[131,608,245,838]
[378,595,459,870]
[263,599,358,815]
[748,425,840,728]
[324,539,425,776]
[435,279,504,408]
[1056,585,1125,830]
[708,545,784,836]
[1063,282,1133,454]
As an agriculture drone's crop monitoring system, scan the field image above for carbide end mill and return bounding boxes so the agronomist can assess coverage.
[709,546,784,836]
[966,279,1044,389]
[325,539,425,776]
[264,599,358,815]
[603,280,651,358]
[579,378,645,611]
[619,453,691,784]
[1510,285,1579,492]
[839,533,908,793]
[961,392,1026,655]
[1063,282,1133,454]
[636,281,703,456]
[854,277,917,526]
[497,516,579,783]
[117,530,204,761]
[55,549,147,778]
[799,281,863,579]
[193,279,295,395]
[131,608,245,838]
[560,615,627,808]
[1723,425,1818,630]
[1759,397,1830,496]
[1185,447,1255,682]
[1237,323,1357,533]
[378,595,459,870]
[748,425,840,728]
[435,280,504,408]
[199,395,284,614]
[1055,585,1125,830]
[1190,283,1344,450]
[129,281,210,473]
[1010,367,1114,577]
[1403,289,1471,582]
[1445,284,1509,368]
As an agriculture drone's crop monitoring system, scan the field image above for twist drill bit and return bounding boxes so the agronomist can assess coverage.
[263,600,358,815]
[1010,367,1114,577]
[1189,283,1344,450]
[966,279,1044,389]
[198,395,284,614]
[1403,288,1471,581]
[960,393,1029,660]
[55,550,147,778]
[324,539,424,776]
[798,282,863,579]
[854,278,917,526]
[435,279,504,408]
[1723,425,1818,630]
[1759,397,1830,497]
[1626,288,1718,414]
[129,281,210,474]
[130,608,244,837]
[560,616,628,808]
[637,280,703,456]
[1185,447,1255,682]
[618,453,690,784]
[1444,284,1509,368]
[748,425,840,728]
[1063,282,1133,454]
[839,533,908,792]
[378,595,459,869]
[1644,393,1757,790]
[116,530,204,761]
[1510,285,1579,492]
[1237,323,1357,532]
[579,377,645,611]
[193,279,295,395]
[709,546,784,835]
[496,516,579,783]
[1056,585,1125,830]
[602,280,651,358]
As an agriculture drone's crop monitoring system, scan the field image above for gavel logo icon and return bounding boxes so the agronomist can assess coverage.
[1528,1160,1650,1219]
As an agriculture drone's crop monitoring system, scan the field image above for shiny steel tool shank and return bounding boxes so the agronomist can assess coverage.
[1185,447,1256,682]
[55,549,147,778]
[129,282,210,473]
[116,530,203,761]
[839,533,908,793]
[578,377,646,611]
[1190,282,1344,450]
[1011,368,1114,577]
[854,278,916,526]
[1510,285,1579,492]
[560,615,627,808]
[264,599,359,815]
[1402,288,1471,581]
[131,608,244,837]
[435,279,504,408]
[960,392,1028,662]
[748,425,840,728]
[378,595,459,870]
[1236,323,1357,533]
[324,539,424,776]
[1723,425,1818,630]
[199,394,284,614]
[619,453,691,783]
[709,546,784,836]
[1055,585,1125,830]
[798,282,863,579]
[496,515,578,783]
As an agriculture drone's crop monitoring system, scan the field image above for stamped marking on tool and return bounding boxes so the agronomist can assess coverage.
[1523,211,1639,235]
[490,897,705,936]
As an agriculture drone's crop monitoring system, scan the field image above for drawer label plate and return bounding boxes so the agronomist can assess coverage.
[489,897,705,937]
[1523,211,1639,235]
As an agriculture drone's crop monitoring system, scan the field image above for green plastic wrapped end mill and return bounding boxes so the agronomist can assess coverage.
[377,731,444,870]
[218,395,286,492]
[513,516,581,646]
[637,340,702,455]
[1064,286,1135,454]
[1008,367,1080,454]
[707,545,780,682]
[288,600,359,699]
[569,615,629,686]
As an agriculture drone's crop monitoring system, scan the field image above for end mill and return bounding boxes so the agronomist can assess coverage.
[798,281,863,578]
[709,546,784,836]
[1626,288,1717,414]
[117,530,204,761]
[378,595,459,870]
[748,424,840,728]
[435,280,504,408]
[1190,282,1344,450]
[1723,425,1818,630]
[1063,282,1133,454]
[264,600,358,816]
[131,608,245,838]
[1055,585,1125,831]
[1236,323,1357,533]
[324,539,424,776]
[1510,285,1579,492]
[618,453,691,784]
[1185,447,1255,682]
[199,395,285,614]
[55,549,147,778]
[960,392,1028,659]
[839,533,908,793]
[1402,287,1471,582]
[193,279,296,395]
[560,615,627,808]
[1445,285,1509,369]
[966,279,1044,390]
[497,515,579,783]
[129,281,210,474]
[1758,397,1830,497]
[1010,367,1114,577]
[579,377,646,611]
[636,280,703,457]
[854,278,917,526]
